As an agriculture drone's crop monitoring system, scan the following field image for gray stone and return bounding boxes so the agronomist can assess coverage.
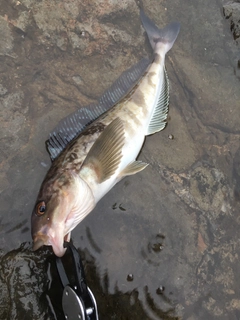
[0,16,14,56]
[0,84,8,96]
[223,2,240,42]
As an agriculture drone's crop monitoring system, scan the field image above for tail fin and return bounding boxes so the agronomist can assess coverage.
[140,9,180,54]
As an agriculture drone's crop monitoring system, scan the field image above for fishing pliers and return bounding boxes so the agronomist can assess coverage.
[47,242,99,320]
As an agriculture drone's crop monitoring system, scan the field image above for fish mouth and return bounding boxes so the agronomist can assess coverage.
[32,233,66,257]
[32,235,67,257]
[32,237,45,251]
[32,233,49,252]
[51,240,67,257]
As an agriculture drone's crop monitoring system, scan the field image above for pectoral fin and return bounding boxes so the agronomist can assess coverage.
[119,161,148,178]
[82,117,125,183]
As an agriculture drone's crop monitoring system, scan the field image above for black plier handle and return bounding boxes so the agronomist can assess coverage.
[55,242,99,320]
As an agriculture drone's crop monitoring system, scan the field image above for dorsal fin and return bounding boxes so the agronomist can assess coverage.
[46,58,151,161]
[146,67,169,135]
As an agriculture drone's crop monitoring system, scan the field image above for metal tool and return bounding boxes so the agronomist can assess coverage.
[47,242,98,320]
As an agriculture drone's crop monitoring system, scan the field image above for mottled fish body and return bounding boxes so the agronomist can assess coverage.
[31,9,180,257]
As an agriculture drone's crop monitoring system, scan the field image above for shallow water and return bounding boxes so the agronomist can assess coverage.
[0,0,240,319]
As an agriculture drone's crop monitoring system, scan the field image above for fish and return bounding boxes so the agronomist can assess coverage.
[31,9,180,257]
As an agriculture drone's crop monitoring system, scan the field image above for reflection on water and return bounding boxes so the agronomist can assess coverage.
[0,0,240,319]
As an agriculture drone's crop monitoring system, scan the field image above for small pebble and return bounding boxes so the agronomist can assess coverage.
[112,203,117,210]
[168,134,174,140]
[156,286,165,294]
[151,243,163,252]
[40,162,48,167]
[119,204,126,211]
[127,274,134,281]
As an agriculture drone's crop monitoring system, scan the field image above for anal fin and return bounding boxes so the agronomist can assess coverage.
[147,68,169,135]
[119,161,148,178]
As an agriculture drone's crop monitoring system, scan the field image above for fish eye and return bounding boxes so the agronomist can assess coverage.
[36,201,46,216]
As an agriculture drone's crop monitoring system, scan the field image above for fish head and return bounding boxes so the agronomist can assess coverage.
[31,170,95,257]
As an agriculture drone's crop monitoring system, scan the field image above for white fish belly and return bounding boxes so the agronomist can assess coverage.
[92,131,145,203]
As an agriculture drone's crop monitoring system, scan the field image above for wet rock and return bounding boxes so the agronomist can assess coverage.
[232,146,240,201]
[189,166,229,215]
[1,0,240,319]
[9,0,142,60]
[0,91,30,163]
[162,0,240,134]
[0,16,14,56]
[159,162,232,218]
[0,84,8,96]
[174,53,240,134]
[223,2,240,43]
[9,10,31,33]
[143,106,198,172]
[0,243,52,320]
